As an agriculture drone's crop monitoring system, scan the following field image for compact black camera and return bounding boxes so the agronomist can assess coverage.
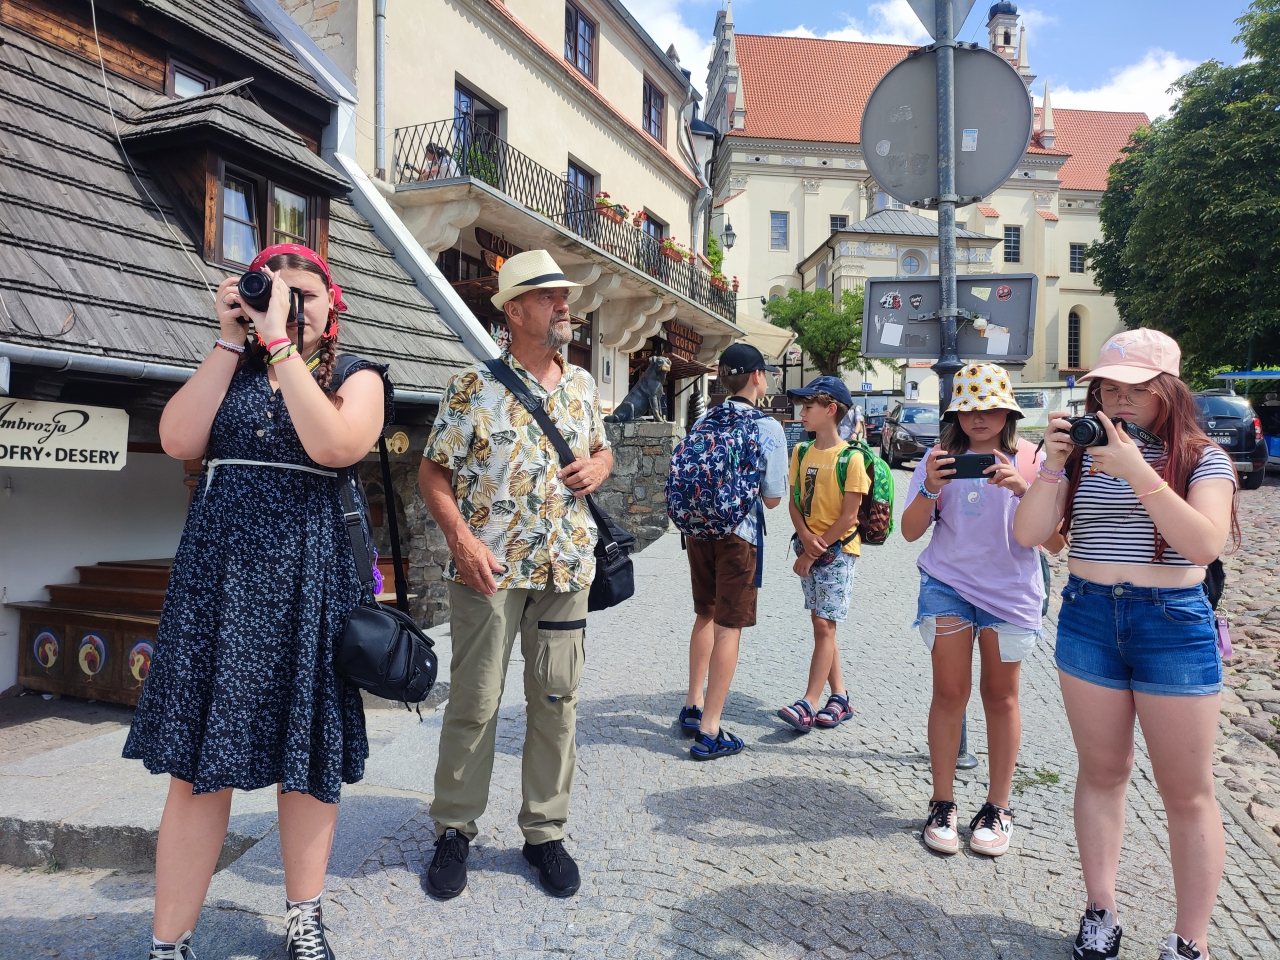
[236,270,304,324]
[1063,415,1133,447]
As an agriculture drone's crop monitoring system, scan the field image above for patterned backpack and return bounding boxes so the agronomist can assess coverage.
[792,439,895,546]
[666,403,766,541]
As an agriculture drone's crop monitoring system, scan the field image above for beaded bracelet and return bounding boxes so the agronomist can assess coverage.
[1036,470,1063,484]
[1135,479,1169,499]
[263,337,292,352]
[917,481,941,501]
[214,338,245,355]
[1039,463,1067,478]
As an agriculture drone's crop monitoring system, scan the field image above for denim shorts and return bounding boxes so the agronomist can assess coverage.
[800,552,856,622]
[1055,575,1221,697]
[914,571,1038,663]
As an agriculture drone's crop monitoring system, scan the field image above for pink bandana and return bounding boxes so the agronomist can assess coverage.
[249,243,347,341]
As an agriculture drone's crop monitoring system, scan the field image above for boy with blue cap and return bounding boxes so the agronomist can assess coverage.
[778,376,870,733]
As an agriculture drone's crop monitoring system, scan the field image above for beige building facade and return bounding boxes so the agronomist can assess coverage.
[704,1,1147,401]
[283,0,738,418]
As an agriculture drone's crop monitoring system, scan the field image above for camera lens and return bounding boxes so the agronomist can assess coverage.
[237,271,273,311]
[1068,417,1107,447]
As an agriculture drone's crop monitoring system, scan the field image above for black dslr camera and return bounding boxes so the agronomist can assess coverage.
[1061,414,1151,447]
[236,270,305,325]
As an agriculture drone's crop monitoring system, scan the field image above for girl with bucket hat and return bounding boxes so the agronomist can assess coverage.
[901,363,1063,858]
[1014,329,1239,960]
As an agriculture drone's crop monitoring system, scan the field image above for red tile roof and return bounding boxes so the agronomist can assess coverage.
[1039,107,1148,192]
[978,206,1000,217]
[728,35,1147,194]
[729,35,914,142]
[1037,210,1059,220]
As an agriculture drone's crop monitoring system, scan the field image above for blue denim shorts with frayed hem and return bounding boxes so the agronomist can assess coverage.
[1055,575,1221,697]
[913,571,1038,663]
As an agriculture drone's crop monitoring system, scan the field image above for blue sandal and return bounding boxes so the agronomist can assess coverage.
[690,728,744,760]
[814,693,853,728]
[678,705,703,738]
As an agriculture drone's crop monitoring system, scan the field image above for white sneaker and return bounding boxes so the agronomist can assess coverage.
[968,801,1014,856]
[1158,934,1202,960]
[148,932,195,960]
[923,799,960,854]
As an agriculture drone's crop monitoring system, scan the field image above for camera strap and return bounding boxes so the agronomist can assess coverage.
[1123,421,1161,446]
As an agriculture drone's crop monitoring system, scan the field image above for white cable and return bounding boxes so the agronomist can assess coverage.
[88,0,217,301]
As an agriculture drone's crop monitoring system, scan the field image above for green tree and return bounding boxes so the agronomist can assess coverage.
[763,287,872,377]
[1088,0,1280,379]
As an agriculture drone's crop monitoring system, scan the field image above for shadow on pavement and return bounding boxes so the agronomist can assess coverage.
[644,775,916,845]
[672,883,1069,959]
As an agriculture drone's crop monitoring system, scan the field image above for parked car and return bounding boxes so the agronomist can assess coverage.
[865,412,887,446]
[881,402,941,467]
[1192,391,1268,490]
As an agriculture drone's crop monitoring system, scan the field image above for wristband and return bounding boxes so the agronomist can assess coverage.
[917,481,940,501]
[214,338,244,355]
[1036,470,1062,484]
[1135,479,1169,499]
[268,346,298,365]
[263,337,292,351]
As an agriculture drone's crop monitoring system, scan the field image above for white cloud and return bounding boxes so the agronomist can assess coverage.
[1046,49,1201,121]
[780,0,931,45]
[625,0,717,94]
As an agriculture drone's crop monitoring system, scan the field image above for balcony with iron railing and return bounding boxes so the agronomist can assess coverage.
[393,117,736,323]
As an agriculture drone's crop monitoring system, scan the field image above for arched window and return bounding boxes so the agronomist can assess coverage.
[1067,311,1081,369]
[816,262,828,290]
[1003,29,1011,45]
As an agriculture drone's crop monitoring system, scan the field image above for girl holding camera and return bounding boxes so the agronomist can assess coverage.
[123,244,392,960]
[901,364,1062,858]
[1015,329,1237,960]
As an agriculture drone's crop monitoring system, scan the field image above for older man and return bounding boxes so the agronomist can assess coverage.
[418,250,613,900]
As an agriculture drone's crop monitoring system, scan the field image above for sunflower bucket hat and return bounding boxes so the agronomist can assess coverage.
[944,363,1023,420]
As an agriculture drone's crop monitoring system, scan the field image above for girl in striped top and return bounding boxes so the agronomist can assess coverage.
[1015,329,1238,960]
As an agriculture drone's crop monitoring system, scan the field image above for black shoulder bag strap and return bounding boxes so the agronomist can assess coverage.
[482,358,621,559]
[332,355,410,614]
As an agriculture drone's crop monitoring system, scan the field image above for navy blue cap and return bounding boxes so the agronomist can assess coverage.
[789,375,853,408]
[719,342,780,375]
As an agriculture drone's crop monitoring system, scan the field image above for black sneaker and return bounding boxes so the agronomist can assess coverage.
[148,932,196,959]
[1157,934,1202,960]
[522,838,581,898]
[425,828,469,899]
[1073,904,1122,960]
[284,900,334,960]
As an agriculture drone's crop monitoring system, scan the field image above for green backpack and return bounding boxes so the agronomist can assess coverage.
[792,440,895,546]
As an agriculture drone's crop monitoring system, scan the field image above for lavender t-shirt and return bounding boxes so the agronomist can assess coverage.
[907,439,1044,631]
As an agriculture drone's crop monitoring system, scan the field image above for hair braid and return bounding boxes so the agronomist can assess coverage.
[315,334,337,393]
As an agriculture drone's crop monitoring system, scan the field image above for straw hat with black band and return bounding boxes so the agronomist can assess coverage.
[490,250,582,310]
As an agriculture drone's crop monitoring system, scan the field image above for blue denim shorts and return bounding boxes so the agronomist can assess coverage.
[914,571,1038,662]
[1055,575,1221,696]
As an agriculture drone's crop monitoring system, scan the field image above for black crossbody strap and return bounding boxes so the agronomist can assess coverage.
[339,469,377,595]
[483,358,620,557]
[378,436,411,613]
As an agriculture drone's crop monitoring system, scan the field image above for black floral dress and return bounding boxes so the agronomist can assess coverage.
[123,359,392,803]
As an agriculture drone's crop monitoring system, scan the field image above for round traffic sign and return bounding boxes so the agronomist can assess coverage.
[860,45,1034,207]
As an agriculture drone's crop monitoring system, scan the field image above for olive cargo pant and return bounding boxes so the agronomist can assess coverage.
[431,580,588,844]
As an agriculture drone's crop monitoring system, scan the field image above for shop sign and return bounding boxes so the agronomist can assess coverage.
[0,398,129,470]
[474,227,523,263]
[663,321,704,363]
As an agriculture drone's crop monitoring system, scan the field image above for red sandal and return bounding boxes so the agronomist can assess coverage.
[814,693,853,728]
[777,699,816,733]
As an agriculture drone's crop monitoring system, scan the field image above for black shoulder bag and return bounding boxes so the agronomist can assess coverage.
[483,358,635,611]
[329,356,438,708]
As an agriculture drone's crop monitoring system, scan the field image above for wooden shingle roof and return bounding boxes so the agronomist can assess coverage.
[0,26,472,394]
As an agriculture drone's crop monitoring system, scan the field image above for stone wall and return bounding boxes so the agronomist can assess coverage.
[594,422,681,553]
[280,0,359,81]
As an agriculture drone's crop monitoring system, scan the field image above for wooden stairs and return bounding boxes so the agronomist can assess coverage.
[45,559,174,612]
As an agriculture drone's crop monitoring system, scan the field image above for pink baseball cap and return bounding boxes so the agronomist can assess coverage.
[1079,328,1181,385]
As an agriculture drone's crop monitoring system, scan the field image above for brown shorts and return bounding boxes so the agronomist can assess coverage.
[687,535,758,628]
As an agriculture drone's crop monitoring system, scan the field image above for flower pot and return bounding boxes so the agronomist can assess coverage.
[661,247,685,262]
[710,276,728,291]
[596,204,625,224]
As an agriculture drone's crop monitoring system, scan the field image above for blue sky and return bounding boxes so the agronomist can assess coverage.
[634,0,1250,120]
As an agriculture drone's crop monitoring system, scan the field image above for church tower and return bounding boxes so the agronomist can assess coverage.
[987,1,1019,63]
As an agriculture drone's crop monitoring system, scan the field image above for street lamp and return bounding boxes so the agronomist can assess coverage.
[722,219,736,250]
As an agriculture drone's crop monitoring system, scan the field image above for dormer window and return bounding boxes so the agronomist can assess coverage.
[166,58,216,98]
[216,165,316,267]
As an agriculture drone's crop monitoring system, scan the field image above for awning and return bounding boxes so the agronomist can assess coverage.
[734,315,797,360]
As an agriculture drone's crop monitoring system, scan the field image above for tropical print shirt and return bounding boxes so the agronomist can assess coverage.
[423,350,610,592]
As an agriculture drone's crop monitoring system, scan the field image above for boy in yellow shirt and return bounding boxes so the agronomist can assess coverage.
[778,376,870,733]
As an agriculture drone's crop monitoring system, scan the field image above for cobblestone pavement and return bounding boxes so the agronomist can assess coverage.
[0,692,134,763]
[4,471,1280,960]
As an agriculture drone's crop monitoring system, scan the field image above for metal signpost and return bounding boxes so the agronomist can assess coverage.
[861,0,1034,772]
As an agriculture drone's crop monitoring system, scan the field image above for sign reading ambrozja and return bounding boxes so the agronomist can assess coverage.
[0,398,129,470]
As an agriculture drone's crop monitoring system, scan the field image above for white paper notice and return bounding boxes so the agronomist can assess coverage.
[971,287,991,301]
[961,129,978,152]
[985,325,1011,355]
[880,322,904,347]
